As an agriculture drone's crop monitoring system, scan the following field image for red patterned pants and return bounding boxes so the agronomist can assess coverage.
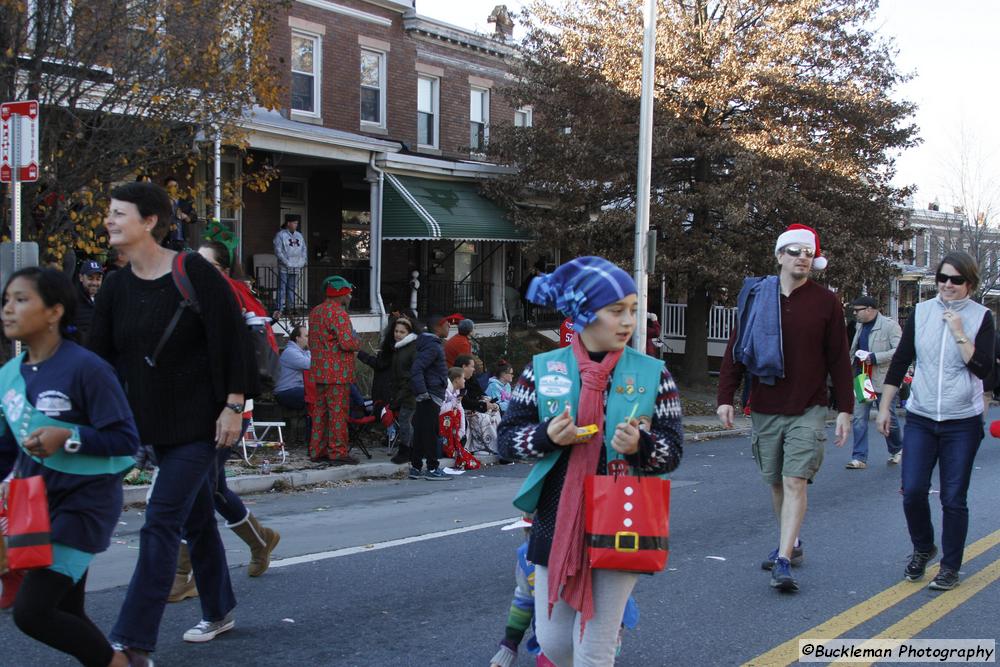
[309,383,349,459]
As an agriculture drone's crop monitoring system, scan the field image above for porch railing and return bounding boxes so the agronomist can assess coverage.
[420,280,494,320]
[661,304,738,341]
[254,264,372,315]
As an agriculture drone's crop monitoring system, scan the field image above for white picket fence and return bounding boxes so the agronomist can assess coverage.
[660,303,738,341]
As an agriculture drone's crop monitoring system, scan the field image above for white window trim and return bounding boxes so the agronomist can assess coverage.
[417,75,440,150]
[470,86,490,154]
[290,30,322,119]
[515,105,533,128]
[295,0,392,27]
[360,48,387,129]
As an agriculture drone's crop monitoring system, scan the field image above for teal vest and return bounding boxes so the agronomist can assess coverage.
[0,355,135,476]
[512,345,664,513]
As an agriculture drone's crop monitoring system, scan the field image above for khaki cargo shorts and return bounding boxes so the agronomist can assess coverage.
[750,405,826,484]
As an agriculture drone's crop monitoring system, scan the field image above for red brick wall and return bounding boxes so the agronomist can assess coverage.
[273,1,516,162]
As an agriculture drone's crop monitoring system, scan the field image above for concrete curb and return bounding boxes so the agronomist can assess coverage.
[122,453,501,506]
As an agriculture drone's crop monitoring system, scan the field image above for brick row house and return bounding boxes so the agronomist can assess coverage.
[209,0,536,334]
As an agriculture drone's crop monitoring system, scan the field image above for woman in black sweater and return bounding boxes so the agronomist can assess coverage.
[89,182,253,655]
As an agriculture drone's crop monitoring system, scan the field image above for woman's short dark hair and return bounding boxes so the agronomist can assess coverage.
[937,250,980,293]
[199,240,245,280]
[109,181,173,243]
[290,326,305,341]
[455,354,475,367]
[3,267,78,341]
[493,361,513,377]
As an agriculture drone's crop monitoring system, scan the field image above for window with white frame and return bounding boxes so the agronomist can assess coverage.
[360,49,385,126]
[470,87,489,152]
[417,75,439,148]
[514,106,533,128]
[291,31,320,115]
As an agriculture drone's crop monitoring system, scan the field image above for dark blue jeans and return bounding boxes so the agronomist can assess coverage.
[213,421,250,525]
[900,412,984,571]
[110,440,236,652]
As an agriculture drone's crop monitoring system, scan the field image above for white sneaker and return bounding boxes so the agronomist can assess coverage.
[182,612,235,643]
[888,451,902,465]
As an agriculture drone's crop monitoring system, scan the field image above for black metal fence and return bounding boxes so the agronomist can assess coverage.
[254,264,372,315]
[419,280,494,320]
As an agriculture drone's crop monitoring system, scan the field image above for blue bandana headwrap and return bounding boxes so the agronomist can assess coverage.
[526,257,636,332]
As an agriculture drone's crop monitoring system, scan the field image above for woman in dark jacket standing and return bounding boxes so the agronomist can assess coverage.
[89,182,253,655]
[359,317,399,407]
[389,316,419,464]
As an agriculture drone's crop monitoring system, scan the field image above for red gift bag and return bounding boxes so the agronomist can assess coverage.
[4,474,53,570]
[585,460,670,573]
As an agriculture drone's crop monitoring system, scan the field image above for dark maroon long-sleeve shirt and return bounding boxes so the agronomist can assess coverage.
[717,279,854,416]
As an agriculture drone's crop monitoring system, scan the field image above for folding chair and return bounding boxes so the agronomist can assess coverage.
[241,419,289,467]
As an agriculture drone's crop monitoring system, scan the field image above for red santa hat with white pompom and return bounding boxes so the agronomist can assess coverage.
[774,223,827,270]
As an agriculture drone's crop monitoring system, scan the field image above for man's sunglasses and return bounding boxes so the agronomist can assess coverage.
[936,273,968,286]
[783,245,815,258]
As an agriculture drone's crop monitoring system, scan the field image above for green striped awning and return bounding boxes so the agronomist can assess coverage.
[382,174,532,242]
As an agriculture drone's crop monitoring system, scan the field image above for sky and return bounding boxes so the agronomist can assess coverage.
[413,0,1000,211]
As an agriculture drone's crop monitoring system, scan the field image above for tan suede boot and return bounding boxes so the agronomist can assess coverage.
[229,512,280,577]
[167,541,199,602]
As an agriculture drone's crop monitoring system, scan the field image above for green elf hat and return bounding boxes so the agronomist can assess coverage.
[204,219,239,264]
[323,275,354,298]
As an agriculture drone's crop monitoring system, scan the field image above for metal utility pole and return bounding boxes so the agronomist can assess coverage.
[632,0,657,352]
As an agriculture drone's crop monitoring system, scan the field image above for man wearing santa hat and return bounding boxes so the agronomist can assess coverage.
[716,224,854,593]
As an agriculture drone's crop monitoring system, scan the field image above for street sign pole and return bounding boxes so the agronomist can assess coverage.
[632,0,657,353]
[9,117,20,355]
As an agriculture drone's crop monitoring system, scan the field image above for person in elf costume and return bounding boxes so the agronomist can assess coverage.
[497,256,683,666]
[307,275,361,465]
[0,267,148,666]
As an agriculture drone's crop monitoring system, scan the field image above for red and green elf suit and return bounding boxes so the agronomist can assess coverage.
[307,276,359,460]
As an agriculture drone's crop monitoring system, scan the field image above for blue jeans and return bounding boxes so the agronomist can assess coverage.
[900,412,984,571]
[852,393,902,462]
[110,440,236,652]
[276,270,298,312]
[213,421,251,525]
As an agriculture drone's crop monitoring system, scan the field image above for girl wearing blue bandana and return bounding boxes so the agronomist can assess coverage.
[497,256,684,666]
[0,268,146,667]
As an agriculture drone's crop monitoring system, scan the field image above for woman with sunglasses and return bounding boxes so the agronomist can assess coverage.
[876,250,994,591]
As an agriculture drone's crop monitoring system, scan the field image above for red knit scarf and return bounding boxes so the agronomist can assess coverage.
[547,335,623,628]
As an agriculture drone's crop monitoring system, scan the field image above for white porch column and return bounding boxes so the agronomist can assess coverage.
[491,242,505,320]
[888,277,899,320]
[366,161,385,320]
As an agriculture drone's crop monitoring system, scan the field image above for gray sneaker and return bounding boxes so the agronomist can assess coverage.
[424,468,453,481]
[182,612,235,643]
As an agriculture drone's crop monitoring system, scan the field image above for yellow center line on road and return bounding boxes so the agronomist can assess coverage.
[741,528,1000,667]
[848,555,1000,666]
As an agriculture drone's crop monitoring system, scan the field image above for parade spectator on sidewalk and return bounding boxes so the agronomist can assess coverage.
[90,181,252,653]
[275,325,310,411]
[389,315,419,465]
[162,177,197,252]
[272,218,307,317]
[846,296,903,469]
[497,256,683,666]
[444,318,474,367]
[1,267,146,667]
[717,224,854,593]
[359,317,399,408]
[307,276,360,466]
[876,250,995,591]
[408,314,451,480]
[459,354,501,455]
[487,361,515,413]
[74,259,104,344]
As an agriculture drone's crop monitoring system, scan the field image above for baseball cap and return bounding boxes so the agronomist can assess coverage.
[80,260,104,276]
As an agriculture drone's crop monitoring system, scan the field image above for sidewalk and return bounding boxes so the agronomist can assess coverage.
[121,417,751,505]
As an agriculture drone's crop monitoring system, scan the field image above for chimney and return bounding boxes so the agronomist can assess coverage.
[488,4,515,41]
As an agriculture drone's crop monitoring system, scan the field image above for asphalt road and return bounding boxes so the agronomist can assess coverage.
[3,410,1000,666]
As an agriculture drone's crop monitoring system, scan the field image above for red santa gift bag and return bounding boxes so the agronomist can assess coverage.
[585,459,670,573]
[3,473,53,570]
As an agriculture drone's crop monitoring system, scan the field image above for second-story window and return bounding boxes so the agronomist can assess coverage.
[514,106,533,128]
[417,76,439,148]
[291,32,320,115]
[360,49,385,126]
[470,87,489,153]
